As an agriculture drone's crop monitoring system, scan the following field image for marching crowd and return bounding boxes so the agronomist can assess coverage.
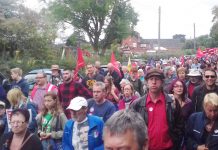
[0,54,217,150]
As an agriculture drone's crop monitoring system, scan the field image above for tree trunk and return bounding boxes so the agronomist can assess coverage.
[1,43,6,60]
[92,42,99,54]
[101,48,106,56]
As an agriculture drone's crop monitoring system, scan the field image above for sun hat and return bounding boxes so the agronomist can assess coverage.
[187,69,201,76]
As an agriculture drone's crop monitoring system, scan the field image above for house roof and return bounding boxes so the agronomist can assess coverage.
[141,39,184,50]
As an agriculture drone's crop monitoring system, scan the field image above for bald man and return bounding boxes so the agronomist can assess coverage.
[106,63,121,91]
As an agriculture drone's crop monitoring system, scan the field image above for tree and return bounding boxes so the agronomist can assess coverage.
[0,0,20,58]
[182,40,194,49]
[210,6,218,46]
[173,34,186,42]
[196,34,216,48]
[48,0,138,55]
[0,0,57,62]
[66,29,86,48]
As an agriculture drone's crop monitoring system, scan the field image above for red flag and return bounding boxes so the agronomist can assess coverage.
[74,48,85,78]
[110,51,121,77]
[110,51,117,64]
[196,48,204,58]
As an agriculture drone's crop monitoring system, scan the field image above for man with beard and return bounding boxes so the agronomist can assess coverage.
[58,69,92,119]
[192,69,218,112]
[130,68,183,150]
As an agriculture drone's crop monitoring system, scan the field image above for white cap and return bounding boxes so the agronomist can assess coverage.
[67,97,87,111]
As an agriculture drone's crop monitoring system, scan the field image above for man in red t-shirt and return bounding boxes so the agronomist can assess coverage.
[131,68,183,150]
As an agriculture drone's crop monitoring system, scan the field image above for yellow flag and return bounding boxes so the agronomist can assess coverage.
[127,57,131,72]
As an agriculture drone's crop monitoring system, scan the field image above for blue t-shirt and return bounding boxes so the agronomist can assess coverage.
[87,99,116,122]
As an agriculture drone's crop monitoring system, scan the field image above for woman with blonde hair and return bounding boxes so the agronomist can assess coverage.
[10,67,29,97]
[6,88,37,133]
[186,92,218,150]
[176,67,187,83]
[36,91,67,150]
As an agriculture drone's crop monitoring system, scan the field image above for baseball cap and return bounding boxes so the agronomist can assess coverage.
[145,68,165,80]
[67,97,87,111]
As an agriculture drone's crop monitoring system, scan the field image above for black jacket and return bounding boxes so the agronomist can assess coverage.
[130,93,184,150]
[0,130,43,150]
[191,84,218,112]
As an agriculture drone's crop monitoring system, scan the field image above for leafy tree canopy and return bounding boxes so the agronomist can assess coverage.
[210,6,218,46]
[0,0,57,61]
[173,34,186,42]
[47,0,138,54]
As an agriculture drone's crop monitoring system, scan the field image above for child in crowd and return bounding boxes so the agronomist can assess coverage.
[36,91,67,150]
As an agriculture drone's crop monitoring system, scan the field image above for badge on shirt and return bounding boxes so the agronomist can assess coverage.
[93,131,99,138]
[89,107,94,115]
[149,107,153,112]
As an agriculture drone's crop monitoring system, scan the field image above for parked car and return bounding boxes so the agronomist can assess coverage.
[24,68,52,90]
[24,68,84,90]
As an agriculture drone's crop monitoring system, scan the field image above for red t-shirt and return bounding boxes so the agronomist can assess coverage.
[188,83,195,98]
[146,92,173,150]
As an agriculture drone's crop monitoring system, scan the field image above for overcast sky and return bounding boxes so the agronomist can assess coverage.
[130,0,217,39]
[24,0,217,40]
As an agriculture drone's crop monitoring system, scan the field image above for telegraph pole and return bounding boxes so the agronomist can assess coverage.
[158,6,161,51]
[193,23,196,51]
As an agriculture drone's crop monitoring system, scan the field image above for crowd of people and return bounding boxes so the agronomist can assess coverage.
[0,54,217,150]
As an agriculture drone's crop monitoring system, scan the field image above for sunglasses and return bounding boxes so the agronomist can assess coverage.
[205,75,216,79]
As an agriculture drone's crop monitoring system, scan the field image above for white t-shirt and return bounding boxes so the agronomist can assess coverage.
[72,117,89,150]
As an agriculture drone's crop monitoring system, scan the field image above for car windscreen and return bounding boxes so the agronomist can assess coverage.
[24,74,51,83]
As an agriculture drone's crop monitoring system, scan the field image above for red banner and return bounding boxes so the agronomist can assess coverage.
[74,48,85,78]
[110,51,121,77]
